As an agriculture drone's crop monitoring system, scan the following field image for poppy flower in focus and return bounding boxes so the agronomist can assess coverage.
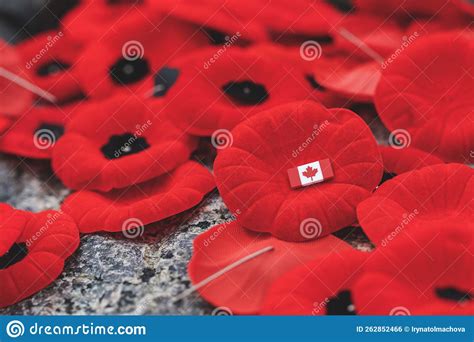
[61,161,215,233]
[0,204,79,308]
[165,48,321,135]
[378,145,444,184]
[16,31,84,104]
[73,8,210,100]
[357,163,473,248]
[0,40,32,116]
[375,32,474,162]
[261,248,369,315]
[188,221,352,315]
[52,96,198,191]
[214,101,383,241]
[0,105,73,159]
[352,226,473,315]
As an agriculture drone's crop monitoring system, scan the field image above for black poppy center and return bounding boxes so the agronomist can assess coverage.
[326,290,357,315]
[35,123,65,141]
[153,67,180,97]
[101,133,150,159]
[380,171,397,184]
[109,58,150,85]
[37,60,71,76]
[222,80,269,105]
[0,243,28,270]
[305,74,326,91]
[435,287,472,303]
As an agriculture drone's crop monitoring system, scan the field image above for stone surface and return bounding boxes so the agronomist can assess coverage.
[0,119,381,315]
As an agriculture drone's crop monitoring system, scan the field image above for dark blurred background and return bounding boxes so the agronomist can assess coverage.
[0,0,78,43]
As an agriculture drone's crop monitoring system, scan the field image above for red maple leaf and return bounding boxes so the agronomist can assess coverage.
[302,166,318,181]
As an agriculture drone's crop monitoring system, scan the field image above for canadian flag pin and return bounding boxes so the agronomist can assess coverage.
[287,158,334,189]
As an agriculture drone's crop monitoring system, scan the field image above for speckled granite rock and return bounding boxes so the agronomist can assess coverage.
[0,124,381,315]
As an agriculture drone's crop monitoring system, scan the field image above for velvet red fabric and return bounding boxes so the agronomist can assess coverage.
[165,48,321,136]
[16,31,84,103]
[261,248,368,315]
[453,0,474,16]
[214,101,383,242]
[353,226,473,315]
[0,105,73,159]
[0,204,79,308]
[52,96,198,191]
[375,32,474,163]
[61,161,215,233]
[0,40,33,116]
[379,145,444,183]
[355,0,462,18]
[73,12,209,99]
[357,163,473,248]
[188,221,352,315]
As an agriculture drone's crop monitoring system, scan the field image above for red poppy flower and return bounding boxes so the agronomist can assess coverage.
[52,96,198,191]
[153,0,267,44]
[16,31,84,103]
[165,49,321,136]
[313,56,382,103]
[0,104,74,159]
[188,221,352,315]
[352,226,473,315]
[214,101,383,242]
[357,163,473,248]
[0,204,79,308]
[375,32,474,163]
[1,40,33,116]
[0,116,12,134]
[378,145,444,184]
[73,12,209,100]
[261,248,369,315]
[61,161,215,233]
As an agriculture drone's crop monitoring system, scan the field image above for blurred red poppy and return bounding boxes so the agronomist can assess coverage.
[0,204,79,308]
[165,49,321,135]
[375,32,474,162]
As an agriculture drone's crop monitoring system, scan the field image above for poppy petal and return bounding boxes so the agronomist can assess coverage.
[52,96,198,191]
[0,204,79,308]
[187,221,352,314]
[61,161,215,233]
[214,101,383,241]
[357,163,473,248]
[375,32,474,162]
[261,248,369,315]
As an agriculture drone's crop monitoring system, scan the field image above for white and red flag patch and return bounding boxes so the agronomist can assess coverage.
[287,158,334,189]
